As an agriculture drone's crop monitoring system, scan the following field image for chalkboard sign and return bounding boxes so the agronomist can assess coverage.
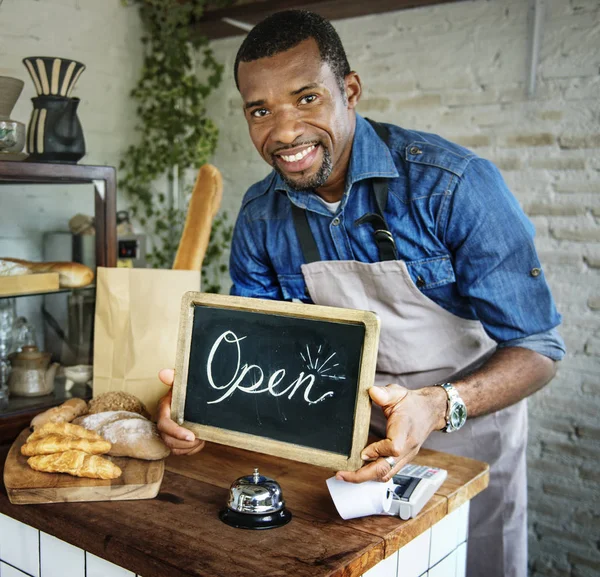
[171,293,380,470]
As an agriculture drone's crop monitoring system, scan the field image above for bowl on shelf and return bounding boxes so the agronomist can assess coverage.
[0,120,26,153]
[63,364,93,391]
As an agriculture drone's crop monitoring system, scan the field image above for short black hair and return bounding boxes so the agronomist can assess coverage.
[234,10,351,93]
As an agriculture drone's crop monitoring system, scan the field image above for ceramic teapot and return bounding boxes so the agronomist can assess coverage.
[8,346,59,397]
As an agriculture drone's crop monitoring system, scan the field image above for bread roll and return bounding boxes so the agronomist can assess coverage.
[21,434,111,456]
[75,411,170,460]
[0,257,93,288]
[88,391,150,417]
[28,450,121,479]
[172,164,223,271]
[27,422,103,443]
[31,398,88,430]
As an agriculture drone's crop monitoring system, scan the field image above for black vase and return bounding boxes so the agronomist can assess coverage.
[23,57,86,164]
[26,95,85,163]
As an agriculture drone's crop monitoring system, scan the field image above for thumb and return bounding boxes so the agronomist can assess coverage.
[369,384,408,409]
[158,368,175,387]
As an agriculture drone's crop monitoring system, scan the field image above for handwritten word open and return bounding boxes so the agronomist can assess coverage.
[206,330,335,406]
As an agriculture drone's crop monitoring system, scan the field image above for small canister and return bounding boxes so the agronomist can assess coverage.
[219,468,292,530]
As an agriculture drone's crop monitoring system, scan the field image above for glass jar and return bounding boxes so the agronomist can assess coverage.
[0,298,16,404]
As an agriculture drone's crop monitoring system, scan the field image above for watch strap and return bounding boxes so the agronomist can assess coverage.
[434,382,466,433]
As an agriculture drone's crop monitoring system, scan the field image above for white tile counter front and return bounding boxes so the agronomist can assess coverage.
[0,514,137,577]
[0,502,469,577]
[363,502,469,577]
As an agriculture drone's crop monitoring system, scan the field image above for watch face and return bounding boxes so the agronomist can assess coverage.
[450,403,467,429]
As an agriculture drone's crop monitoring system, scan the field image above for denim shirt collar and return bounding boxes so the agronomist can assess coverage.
[273,114,398,215]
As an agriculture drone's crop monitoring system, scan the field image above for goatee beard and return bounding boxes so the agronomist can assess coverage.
[274,146,333,192]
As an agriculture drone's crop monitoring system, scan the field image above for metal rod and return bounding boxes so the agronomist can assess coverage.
[528,0,545,98]
[222,17,254,33]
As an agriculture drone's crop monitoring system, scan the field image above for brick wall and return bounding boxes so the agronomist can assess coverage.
[0,0,143,343]
[204,1,600,575]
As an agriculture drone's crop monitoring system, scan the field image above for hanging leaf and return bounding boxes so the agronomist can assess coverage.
[119,0,233,291]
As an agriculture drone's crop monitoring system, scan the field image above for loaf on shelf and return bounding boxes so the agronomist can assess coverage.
[0,257,94,288]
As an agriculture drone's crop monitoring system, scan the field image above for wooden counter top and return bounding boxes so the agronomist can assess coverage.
[0,442,488,577]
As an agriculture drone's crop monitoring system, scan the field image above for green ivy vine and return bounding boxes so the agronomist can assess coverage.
[120,0,232,291]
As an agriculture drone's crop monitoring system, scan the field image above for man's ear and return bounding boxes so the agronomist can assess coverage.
[344,71,361,109]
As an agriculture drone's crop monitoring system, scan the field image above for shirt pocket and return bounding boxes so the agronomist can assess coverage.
[277,273,311,302]
[404,255,456,290]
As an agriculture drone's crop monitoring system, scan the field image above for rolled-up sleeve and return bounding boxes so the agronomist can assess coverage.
[445,158,565,361]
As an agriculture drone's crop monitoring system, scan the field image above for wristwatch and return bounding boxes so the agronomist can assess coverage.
[434,383,467,433]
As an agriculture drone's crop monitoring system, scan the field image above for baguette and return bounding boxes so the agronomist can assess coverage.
[30,398,88,430]
[21,434,111,456]
[0,257,94,288]
[27,422,104,443]
[172,164,223,271]
[27,450,122,479]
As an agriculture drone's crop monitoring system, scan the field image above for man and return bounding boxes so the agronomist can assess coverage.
[157,10,565,577]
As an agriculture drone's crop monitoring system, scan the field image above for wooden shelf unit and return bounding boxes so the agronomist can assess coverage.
[0,160,117,445]
[0,161,117,269]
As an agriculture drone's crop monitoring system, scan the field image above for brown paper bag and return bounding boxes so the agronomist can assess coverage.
[92,266,201,417]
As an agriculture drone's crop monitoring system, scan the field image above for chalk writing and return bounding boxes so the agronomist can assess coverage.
[206,330,343,406]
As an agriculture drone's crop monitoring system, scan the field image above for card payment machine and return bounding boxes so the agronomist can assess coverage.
[388,464,448,520]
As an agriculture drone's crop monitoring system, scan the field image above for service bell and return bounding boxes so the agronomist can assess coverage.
[219,467,292,530]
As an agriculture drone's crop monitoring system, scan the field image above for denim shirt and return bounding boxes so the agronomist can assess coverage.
[230,114,565,361]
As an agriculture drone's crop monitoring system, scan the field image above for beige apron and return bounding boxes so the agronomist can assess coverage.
[302,259,528,577]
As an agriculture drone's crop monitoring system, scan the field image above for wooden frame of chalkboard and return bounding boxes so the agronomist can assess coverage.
[171,292,380,471]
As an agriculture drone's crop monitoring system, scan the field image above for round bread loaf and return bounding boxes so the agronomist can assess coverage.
[74,410,170,460]
[88,391,149,417]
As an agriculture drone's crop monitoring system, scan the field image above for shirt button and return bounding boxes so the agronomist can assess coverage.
[530,267,541,277]
[409,146,423,155]
[332,217,340,226]
[416,276,426,288]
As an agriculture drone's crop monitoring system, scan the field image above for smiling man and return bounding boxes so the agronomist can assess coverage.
[157,10,565,577]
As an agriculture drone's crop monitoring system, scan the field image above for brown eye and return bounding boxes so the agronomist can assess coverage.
[299,94,317,105]
[252,108,269,118]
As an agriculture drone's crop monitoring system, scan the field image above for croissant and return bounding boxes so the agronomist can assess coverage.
[27,450,122,479]
[27,422,104,443]
[21,434,111,456]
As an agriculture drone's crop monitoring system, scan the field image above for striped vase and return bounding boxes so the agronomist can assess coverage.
[22,57,85,97]
[23,57,85,163]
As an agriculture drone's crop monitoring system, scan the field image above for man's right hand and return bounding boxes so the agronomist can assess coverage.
[156,368,205,456]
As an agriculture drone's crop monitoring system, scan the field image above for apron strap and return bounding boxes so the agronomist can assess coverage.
[291,202,321,264]
[354,119,398,261]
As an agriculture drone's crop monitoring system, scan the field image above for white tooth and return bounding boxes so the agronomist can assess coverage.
[294,152,303,161]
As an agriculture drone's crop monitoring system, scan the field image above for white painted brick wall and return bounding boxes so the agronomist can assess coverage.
[204,1,600,576]
[0,0,144,343]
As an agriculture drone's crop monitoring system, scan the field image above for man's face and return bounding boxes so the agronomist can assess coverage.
[237,38,360,196]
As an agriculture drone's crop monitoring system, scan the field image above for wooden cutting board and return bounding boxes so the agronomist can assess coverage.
[3,429,165,504]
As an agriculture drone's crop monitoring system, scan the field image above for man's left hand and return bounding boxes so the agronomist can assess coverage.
[335,384,446,483]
